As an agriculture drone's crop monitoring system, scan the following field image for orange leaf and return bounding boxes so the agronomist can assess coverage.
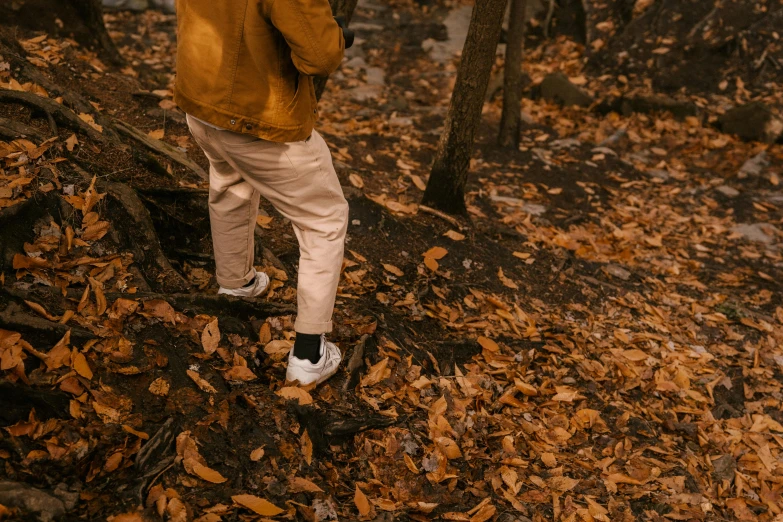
[72,351,93,380]
[232,494,284,516]
[354,485,373,517]
[192,462,227,484]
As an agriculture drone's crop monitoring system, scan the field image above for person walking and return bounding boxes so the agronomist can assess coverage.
[174,0,354,387]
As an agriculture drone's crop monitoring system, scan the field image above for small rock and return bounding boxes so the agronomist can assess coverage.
[346,85,383,102]
[103,0,148,10]
[344,56,367,70]
[490,195,548,215]
[732,223,780,244]
[603,264,631,280]
[549,138,581,150]
[738,151,769,178]
[715,185,740,198]
[388,115,413,127]
[0,482,66,522]
[365,67,385,86]
[719,102,783,144]
[592,146,617,156]
[539,72,593,108]
[523,203,547,216]
[349,22,385,32]
[422,6,473,63]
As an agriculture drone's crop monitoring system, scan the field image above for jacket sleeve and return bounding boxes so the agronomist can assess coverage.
[268,0,345,76]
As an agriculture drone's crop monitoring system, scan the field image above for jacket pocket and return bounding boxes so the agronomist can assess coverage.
[286,72,302,110]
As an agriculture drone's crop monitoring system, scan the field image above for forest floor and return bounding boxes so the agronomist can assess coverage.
[1,0,782,521]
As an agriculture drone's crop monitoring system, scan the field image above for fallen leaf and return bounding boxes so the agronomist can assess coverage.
[289,476,324,493]
[201,318,220,354]
[72,351,93,380]
[232,495,284,517]
[355,485,373,517]
[276,386,313,405]
[187,370,217,393]
[192,462,227,484]
[250,446,265,461]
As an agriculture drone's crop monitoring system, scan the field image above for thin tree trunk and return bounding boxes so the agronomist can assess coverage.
[422,0,508,215]
[67,0,124,65]
[498,0,528,148]
[315,0,360,100]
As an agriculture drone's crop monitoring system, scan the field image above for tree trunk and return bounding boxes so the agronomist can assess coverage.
[67,0,124,65]
[422,0,508,215]
[0,0,123,65]
[314,0,360,101]
[498,0,528,148]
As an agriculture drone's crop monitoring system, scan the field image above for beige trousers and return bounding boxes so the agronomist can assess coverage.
[187,115,348,334]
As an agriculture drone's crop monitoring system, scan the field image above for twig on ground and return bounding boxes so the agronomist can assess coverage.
[418,204,466,229]
[112,119,208,181]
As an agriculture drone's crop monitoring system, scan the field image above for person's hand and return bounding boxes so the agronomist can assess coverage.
[334,16,355,49]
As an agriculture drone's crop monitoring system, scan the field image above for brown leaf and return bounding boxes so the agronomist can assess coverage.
[276,386,313,405]
[201,318,220,354]
[361,357,389,387]
[382,263,404,277]
[232,495,284,517]
[104,451,123,472]
[301,430,313,466]
[223,365,257,382]
[186,370,217,393]
[289,476,324,493]
[82,221,110,241]
[498,267,518,289]
[192,462,227,484]
[65,133,78,151]
[148,377,170,396]
[354,485,373,518]
[250,446,265,461]
[72,351,93,380]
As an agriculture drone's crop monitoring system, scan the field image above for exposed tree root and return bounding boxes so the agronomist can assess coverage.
[0,88,117,142]
[0,30,96,116]
[101,181,192,294]
[0,381,71,424]
[70,163,191,293]
[291,404,398,455]
[0,116,47,141]
[0,192,69,272]
[112,119,208,181]
[0,301,95,344]
[126,292,296,320]
[343,334,372,392]
[6,284,294,322]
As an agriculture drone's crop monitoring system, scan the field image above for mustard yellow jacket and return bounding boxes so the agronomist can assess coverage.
[174,0,345,142]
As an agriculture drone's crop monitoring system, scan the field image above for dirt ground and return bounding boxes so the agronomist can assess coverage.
[0,0,782,521]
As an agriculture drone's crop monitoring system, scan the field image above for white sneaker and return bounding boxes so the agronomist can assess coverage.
[285,335,342,387]
[218,270,270,298]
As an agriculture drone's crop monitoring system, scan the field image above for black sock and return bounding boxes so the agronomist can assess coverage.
[293,333,322,364]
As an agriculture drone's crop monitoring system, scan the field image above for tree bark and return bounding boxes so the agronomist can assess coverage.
[314,0,360,101]
[422,0,509,215]
[498,0,528,148]
[67,0,124,65]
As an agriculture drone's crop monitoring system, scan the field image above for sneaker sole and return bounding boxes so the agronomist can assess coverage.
[284,364,340,390]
